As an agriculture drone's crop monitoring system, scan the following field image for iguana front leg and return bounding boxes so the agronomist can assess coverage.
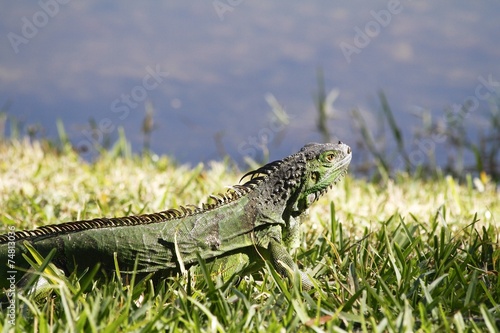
[268,238,314,290]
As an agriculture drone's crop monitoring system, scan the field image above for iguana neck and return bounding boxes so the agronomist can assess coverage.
[243,151,311,223]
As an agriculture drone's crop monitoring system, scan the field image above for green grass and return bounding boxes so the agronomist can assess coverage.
[0,139,499,332]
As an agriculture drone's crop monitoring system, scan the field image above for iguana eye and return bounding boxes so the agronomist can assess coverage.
[325,152,336,162]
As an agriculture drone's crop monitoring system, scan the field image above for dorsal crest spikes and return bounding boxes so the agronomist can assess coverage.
[0,154,293,244]
[240,160,283,182]
[209,194,225,204]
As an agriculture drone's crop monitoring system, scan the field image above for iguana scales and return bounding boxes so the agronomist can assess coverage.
[0,142,351,292]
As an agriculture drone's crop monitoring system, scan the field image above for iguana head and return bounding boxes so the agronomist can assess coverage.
[242,141,351,216]
[296,141,351,211]
[242,141,351,251]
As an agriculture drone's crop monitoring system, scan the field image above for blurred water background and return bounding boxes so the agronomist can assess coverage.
[1,1,499,175]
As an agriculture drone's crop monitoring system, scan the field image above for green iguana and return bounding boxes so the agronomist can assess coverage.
[0,142,351,293]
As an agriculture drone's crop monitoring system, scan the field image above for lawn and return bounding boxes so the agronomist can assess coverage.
[0,138,499,332]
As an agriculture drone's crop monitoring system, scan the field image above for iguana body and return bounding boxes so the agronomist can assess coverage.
[0,142,351,291]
